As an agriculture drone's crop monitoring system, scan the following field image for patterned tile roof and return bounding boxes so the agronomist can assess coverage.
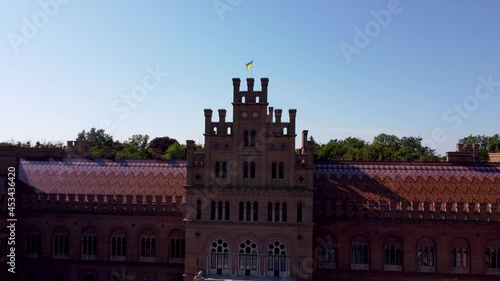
[18,159,500,203]
[18,159,187,197]
[314,162,500,203]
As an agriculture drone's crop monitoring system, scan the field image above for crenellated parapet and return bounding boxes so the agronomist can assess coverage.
[232,78,268,104]
[314,199,500,221]
[266,108,297,136]
[204,109,233,135]
[10,192,186,216]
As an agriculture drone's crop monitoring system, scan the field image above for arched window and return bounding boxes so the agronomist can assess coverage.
[25,227,41,258]
[170,236,185,264]
[53,226,69,259]
[238,240,259,276]
[274,202,280,222]
[268,202,273,222]
[243,162,249,179]
[351,236,369,270]
[140,230,156,262]
[244,131,249,147]
[253,202,259,222]
[318,235,337,269]
[218,201,224,220]
[271,162,277,179]
[81,227,97,260]
[222,162,227,178]
[278,162,284,179]
[485,240,500,274]
[246,202,252,222]
[250,162,256,178]
[384,237,402,271]
[196,200,202,220]
[239,202,245,221]
[267,241,288,277]
[111,228,127,261]
[250,130,256,147]
[225,201,230,221]
[451,238,469,273]
[282,203,287,222]
[240,201,258,221]
[210,239,230,275]
[416,238,436,272]
[297,202,303,223]
[215,161,220,178]
[211,201,216,220]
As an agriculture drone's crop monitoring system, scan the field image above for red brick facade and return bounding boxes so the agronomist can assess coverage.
[0,78,499,281]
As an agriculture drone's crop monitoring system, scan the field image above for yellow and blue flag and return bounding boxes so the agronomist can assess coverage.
[245,60,253,70]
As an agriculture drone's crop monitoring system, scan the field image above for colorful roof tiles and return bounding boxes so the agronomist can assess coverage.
[18,159,500,204]
[314,162,500,203]
[18,159,187,197]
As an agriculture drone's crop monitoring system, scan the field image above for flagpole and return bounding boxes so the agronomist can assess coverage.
[252,58,253,78]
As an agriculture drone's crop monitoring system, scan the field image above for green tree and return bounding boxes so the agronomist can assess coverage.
[77,128,114,157]
[34,141,65,149]
[312,133,440,162]
[115,134,151,159]
[460,134,500,160]
[162,141,187,160]
[148,137,178,154]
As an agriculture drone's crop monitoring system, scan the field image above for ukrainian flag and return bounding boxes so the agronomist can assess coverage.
[245,60,253,70]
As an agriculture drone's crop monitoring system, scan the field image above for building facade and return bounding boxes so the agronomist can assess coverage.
[0,78,499,281]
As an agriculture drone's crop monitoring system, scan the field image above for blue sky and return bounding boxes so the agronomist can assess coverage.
[1,0,499,155]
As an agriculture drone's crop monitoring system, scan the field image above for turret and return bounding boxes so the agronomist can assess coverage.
[301,130,309,154]
[186,140,195,166]
[232,78,241,103]
[275,109,282,126]
[204,109,213,135]
[218,109,226,124]
[289,109,297,135]
[260,78,269,103]
[268,107,274,123]
[246,78,254,93]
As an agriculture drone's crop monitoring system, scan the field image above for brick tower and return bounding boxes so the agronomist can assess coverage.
[183,78,314,280]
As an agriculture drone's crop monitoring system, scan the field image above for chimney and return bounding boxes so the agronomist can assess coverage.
[446,142,479,162]
[153,148,162,160]
[204,109,213,135]
[104,146,114,159]
[302,130,309,152]
[67,140,91,159]
[472,143,479,162]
